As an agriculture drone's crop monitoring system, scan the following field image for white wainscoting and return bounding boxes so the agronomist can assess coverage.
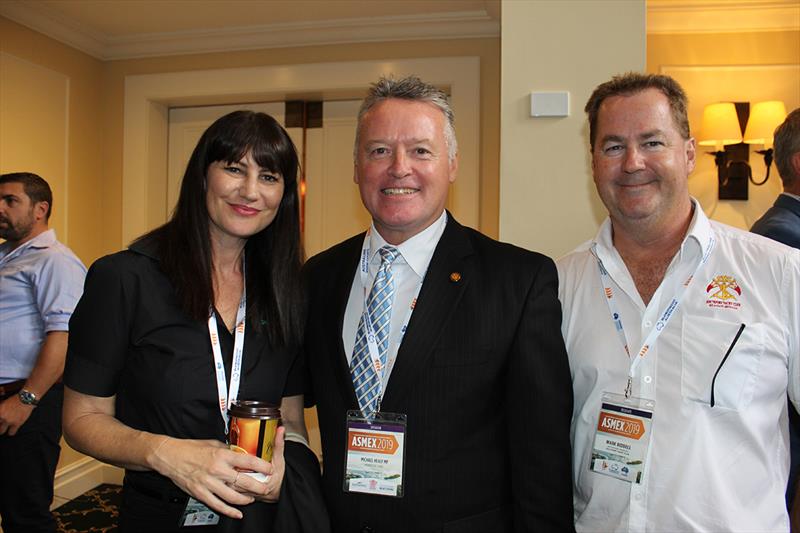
[51,457,124,509]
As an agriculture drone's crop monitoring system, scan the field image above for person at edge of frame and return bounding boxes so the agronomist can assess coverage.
[559,72,800,532]
[0,171,87,533]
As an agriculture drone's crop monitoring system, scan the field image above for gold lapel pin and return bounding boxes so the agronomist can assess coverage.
[449,272,462,283]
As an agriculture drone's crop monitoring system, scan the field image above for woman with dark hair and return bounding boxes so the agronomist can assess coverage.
[62,111,324,532]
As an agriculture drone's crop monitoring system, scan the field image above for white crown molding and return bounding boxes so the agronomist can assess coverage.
[0,2,499,61]
[0,0,107,57]
[648,1,800,34]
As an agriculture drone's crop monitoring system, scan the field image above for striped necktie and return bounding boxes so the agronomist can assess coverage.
[350,245,399,417]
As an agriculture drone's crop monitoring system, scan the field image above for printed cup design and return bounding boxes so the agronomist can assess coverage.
[228,401,281,464]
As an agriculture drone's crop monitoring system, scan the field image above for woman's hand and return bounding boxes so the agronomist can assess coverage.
[63,389,302,519]
[229,426,286,503]
[149,435,274,518]
[228,392,307,504]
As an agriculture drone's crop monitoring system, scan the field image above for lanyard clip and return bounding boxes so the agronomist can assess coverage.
[624,377,633,399]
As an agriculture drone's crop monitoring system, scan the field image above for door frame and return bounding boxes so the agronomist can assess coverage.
[122,57,481,246]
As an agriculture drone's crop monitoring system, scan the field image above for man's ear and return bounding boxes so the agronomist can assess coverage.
[353,163,359,185]
[685,137,697,174]
[791,152,800,179]
[448,154,458,184]
[33,201,49,222]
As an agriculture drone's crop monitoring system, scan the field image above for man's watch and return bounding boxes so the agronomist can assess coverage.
[18,389,39,406]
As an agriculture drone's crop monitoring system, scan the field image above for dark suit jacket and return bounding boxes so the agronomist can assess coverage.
[303,214,574,533]
[752,193,800,516]
[751,194,800,249]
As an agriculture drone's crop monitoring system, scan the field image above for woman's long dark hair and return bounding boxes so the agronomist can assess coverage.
[135,110,303,348]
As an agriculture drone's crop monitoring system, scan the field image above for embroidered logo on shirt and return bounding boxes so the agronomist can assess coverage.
[705,275,742,310]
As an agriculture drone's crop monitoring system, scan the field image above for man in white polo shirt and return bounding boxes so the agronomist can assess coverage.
[558,72,800,532]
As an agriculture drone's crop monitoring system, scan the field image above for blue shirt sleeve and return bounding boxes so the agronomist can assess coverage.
[34,245,87,332]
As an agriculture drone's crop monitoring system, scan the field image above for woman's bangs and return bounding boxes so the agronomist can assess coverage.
[251,129,297,183]
[207,127,295,183]
[250,138,286,179]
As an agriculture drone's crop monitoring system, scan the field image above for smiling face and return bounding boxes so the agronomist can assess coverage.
[354,98,457,245]
[592,88,695,233]
[205,150,285,249]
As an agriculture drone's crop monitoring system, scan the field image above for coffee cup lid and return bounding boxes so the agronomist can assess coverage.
[228,400,281,419]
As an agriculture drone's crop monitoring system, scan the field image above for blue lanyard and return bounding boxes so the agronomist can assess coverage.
[593,236,715,397]
[357,230,424,402]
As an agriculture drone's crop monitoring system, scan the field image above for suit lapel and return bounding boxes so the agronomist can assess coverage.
[328,235,363,409]
[381,215,475,410]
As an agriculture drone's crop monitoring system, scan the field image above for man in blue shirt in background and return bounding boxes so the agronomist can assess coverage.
[0,172,86,533]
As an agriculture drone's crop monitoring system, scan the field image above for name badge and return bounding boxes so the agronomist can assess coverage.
[180,497,220,527]
[344,410,407,497]
[590,392,655,484]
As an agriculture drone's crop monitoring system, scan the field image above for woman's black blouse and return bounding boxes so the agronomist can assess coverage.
[65,238,303,444]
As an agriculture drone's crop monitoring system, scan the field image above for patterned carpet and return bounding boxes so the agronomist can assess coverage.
[53,483,121,533]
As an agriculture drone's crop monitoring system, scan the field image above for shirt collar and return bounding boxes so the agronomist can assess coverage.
[782,191,800,202]
[681,198,712,260]
[592,198,712,264]
[128,233,160,261]
[367,210,447,278]
[0,228,56,259]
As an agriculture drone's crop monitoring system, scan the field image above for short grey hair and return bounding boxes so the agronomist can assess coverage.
[354,76,458,162]
[774,108,800,187]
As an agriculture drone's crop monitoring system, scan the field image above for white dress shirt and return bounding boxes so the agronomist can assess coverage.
[557,201,800,532]
[343,211,447,396]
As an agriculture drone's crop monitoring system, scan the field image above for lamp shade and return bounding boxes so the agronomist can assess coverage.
[698,102,743,149]
[744,100,787,146]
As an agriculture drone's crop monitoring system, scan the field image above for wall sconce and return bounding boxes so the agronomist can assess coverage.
[698,100,787,200]
[744,100,788,185]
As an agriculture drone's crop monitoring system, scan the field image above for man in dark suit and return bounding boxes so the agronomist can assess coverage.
[303,76,574,533]
[752,107,800,519]
[752,108,800,248]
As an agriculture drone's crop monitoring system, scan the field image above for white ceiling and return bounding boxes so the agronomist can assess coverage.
[0,0,797,60]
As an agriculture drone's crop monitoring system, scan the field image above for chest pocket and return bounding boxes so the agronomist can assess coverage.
[681,316,764,410]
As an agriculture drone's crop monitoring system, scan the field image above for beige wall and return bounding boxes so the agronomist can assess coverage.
[499,0,646,258]
[648,30,800,69]
[649,30,800,230]
[3,16,500,261]
[102,38,501,248]
[1,51,69,237]
[0,17,105,264]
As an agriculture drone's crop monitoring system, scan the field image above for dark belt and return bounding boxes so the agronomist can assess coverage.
[0,380,25,399]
